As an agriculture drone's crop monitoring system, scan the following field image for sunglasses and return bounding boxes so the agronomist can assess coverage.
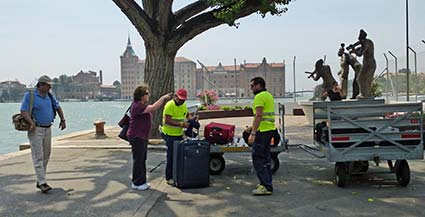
[40,82,51,87]
[250,83,256,88]
[145,92,150,95]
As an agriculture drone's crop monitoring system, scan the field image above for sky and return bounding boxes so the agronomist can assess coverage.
[1,0,425,91]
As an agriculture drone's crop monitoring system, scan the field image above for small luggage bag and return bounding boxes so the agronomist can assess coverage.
[173,140,210,188]
[204,122,235,144]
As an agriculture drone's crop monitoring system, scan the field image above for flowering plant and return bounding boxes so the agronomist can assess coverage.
[197,90,219,107]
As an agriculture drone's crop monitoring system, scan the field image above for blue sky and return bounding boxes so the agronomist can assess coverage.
[1,0,424,91]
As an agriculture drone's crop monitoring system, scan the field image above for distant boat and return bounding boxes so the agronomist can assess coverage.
[63,98,86,102]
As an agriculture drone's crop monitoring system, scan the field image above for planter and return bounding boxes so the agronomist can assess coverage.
[198,109,253,120]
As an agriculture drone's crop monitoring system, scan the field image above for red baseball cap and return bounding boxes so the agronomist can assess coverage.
[176,88,187,100]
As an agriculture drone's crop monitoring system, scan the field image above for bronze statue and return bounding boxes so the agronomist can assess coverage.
[346,29,376,99]
[307,59,337,101]
[338,43,362,99]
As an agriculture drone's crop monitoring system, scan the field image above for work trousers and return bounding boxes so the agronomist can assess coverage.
[252,130,274,192]
[163,135,183,180]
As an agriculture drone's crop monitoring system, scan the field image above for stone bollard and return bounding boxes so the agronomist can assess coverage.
[94,121,106,138]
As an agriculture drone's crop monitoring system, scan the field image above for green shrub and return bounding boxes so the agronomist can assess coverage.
[221,106,231,111]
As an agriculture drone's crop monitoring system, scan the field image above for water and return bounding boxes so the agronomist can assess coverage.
[0,96,312,155]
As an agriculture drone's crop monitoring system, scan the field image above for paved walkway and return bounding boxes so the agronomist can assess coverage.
[1,116,424,217]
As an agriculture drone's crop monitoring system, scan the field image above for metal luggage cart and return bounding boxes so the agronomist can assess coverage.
[208,103,288,175]
[313,99,424,187]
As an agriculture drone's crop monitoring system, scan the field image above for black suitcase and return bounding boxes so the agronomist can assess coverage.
[173,140,210,188]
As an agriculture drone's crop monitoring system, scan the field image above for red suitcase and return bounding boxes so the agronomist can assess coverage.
[204,122,235,144]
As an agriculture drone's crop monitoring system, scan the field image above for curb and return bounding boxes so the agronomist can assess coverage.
[52,145,167,151]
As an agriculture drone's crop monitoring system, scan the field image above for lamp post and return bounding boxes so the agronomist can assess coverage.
[388,51,398,101]
[383,53,389,100]
[408,47,417,101]
[405,0,410,101]
[234,58,238,102]
[293,56,296,102]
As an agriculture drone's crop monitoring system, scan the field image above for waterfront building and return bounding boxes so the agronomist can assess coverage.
[0,80,27,101]
[196,58,286,98]
[120,37,197,99]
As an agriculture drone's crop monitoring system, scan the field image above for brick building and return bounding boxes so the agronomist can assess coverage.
[196,58,285,98]
[59,70,101,99]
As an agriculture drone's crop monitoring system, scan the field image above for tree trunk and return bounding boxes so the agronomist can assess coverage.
[144,45,177,138]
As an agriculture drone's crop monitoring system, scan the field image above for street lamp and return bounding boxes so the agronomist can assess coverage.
[234,58,238,102]
[388,51,398,101]
[405,0,410,101]
[383,53,389,100]
[408,47,417,101]
[293,56,296,102]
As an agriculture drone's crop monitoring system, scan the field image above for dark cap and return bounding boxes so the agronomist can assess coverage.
[315,59,324,69]
[358,29,367,40]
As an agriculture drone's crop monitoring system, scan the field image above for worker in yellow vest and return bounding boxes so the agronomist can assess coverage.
[161,88,191,186]
[248,77,275,195]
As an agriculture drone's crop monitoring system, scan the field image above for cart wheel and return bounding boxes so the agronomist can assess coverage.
[335,162,348,187]
[395,160,410,186]
[352,161,369,173]
[360,161,369,172]
[209,154,225,175]
[271,152,280,174]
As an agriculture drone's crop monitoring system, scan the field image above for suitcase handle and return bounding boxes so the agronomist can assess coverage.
[209,131,223,136]
[211,127,222,132]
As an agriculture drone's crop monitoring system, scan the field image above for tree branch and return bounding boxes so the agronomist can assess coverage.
[158,0,174,33]
[113,0,157,44]
[142,0,158,18]
[173,0,210,27]
[170,2,263,51]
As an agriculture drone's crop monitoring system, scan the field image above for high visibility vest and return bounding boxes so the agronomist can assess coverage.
[161,100,188,136]
[253,90,276,132]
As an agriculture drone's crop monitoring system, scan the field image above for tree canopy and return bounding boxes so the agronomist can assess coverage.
[113,0,292,53]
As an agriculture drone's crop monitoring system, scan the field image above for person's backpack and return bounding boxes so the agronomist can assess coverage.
[12,91,34,131]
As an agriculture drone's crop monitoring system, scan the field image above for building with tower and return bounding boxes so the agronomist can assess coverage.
[120,37,197,99]
[120,37,144,99]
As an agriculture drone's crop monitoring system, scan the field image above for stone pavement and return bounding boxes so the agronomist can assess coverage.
[1,115,424,217]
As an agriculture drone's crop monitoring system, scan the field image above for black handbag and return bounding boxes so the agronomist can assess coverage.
[118,124,130,141]
[118,106,131,141]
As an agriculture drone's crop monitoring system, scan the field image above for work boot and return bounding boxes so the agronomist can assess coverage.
[166,179,175,186]
[252,184,272,196]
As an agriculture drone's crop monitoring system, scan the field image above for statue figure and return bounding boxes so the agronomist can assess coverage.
[337,43,362,99]
[307,59,337,101]
[346,29,376,99]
